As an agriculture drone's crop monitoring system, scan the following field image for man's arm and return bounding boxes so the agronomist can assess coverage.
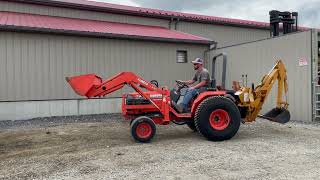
[182,79,196,85]
[190,81,206,89]
[190,70,210,89]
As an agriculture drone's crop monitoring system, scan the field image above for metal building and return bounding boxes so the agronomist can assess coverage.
[212,30,318,122]
[0,0,318,122]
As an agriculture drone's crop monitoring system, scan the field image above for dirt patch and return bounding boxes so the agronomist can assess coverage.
[1,115,320,179]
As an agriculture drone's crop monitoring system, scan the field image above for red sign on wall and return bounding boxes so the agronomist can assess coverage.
[299,58,308,66]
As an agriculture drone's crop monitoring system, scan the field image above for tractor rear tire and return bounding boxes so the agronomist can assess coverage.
[131,116,156,143]
[186,121,197,132]
[194,96,241,141]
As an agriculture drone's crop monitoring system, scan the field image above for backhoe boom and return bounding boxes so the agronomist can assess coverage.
[237,60,290,123]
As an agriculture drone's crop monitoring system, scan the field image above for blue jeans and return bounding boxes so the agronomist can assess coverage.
[181,88,200,110]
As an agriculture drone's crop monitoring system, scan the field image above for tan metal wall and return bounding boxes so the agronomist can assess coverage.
[177,22,270,47]
[0,31,208,101]
[212,31,312,121]
[0,1,169,27]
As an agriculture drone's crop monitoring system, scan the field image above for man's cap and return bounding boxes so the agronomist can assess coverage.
[191,58,204,64]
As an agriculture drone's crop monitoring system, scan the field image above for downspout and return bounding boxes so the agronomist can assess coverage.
[168,17,174,29]
[311,29,318,121]
[311,29,315,121]
[174,18,180,30]
[203,43,218,68]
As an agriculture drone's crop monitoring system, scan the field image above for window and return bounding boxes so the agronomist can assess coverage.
[176,50,188,63]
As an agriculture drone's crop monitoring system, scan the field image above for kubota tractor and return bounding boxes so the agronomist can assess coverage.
[66,53,290,143]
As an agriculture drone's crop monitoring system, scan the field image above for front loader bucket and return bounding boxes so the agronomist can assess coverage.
[260,108,290,124]
[66,74,102,97]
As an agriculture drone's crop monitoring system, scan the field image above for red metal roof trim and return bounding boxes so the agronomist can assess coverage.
[10,0,313,30]
[52,0,270,27]
[62,0,312,30]
[0,11,214,44]
[12,0,271,28]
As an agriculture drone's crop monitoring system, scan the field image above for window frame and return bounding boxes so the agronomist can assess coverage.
[176,50,188,63]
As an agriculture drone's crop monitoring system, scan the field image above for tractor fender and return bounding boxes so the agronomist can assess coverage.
[191,91,226,116]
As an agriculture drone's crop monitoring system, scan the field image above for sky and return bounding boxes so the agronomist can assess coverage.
[93,0,320,28]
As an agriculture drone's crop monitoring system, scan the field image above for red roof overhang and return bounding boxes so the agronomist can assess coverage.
[0,11,214,45]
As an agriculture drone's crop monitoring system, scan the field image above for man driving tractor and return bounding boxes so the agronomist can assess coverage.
[66,57,291,142]
[175,58,211,113]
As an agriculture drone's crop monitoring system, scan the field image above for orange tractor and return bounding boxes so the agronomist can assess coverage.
[66,54,290,143]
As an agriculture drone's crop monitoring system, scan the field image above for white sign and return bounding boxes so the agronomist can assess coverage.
[299,58,308,66]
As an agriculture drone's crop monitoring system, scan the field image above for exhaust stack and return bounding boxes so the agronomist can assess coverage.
[269,10,298,37]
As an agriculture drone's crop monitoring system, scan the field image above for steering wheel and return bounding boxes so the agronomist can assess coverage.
[175,80,189,88]
[150,80,159,87]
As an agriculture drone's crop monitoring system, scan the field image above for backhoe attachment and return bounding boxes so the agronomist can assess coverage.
[236,60,290,124]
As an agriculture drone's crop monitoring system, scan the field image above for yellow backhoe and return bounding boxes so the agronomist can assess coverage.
[234,60,290,123]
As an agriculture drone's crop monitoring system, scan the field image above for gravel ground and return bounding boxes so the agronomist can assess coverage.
[1,114,320,180]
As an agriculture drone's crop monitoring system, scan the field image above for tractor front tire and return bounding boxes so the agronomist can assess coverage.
[194,96,241,141]
[131,116,156,143]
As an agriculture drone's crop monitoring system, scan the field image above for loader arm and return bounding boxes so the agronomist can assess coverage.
[66,72,168,111]
[238,60,289,123]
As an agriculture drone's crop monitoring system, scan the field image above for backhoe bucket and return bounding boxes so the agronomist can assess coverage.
[260,108,290,124]
[66,74,102,97]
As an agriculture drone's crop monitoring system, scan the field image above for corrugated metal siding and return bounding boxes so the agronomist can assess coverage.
[0,31,208,101]
[178,21,270,47]
[0,1,169,27]
[212,31,312,121]
[311,30,318,121]
[311,30,318,82]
